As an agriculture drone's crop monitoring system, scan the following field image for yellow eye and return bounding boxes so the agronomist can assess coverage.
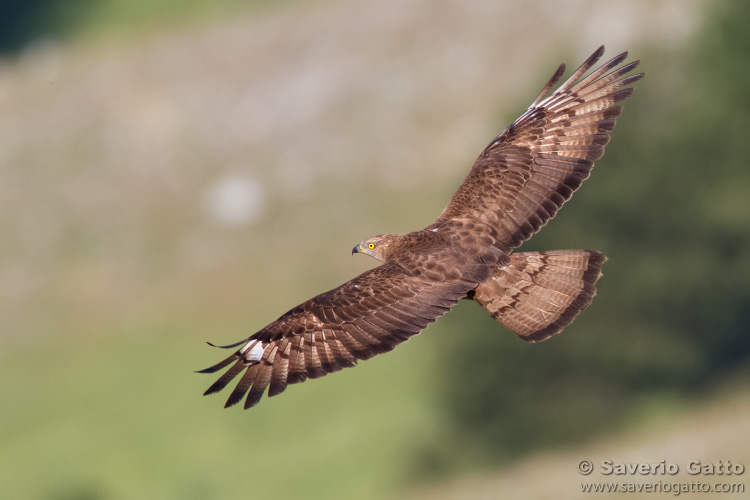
[367,243,375,249]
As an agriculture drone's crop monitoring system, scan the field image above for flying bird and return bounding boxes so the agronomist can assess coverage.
[199,46,643,409]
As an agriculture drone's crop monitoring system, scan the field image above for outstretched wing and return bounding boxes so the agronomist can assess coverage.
[439,46,643,252]
[198,263,477,409]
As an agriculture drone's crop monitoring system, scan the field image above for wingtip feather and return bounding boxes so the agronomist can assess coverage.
[206,338,248,349]
[224,393,243,408]
[244,390,264,409]
[531,63,566,108]
[195,353,238,374]
[202,360,246,396]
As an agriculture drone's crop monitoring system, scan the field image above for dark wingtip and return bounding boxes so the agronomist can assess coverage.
[224,393,244,408]
[244,390,263,410]
[612,87,636,103]
[206,339,248,349]
[623,72,645,85]
[531,62,566,107]
[551,63,566,85]
[268,381,288,398]
[195,353,238,374]
[204,381,226,397]
[608,51,629,68]
[584,45,606,69]
[202,360,246,395]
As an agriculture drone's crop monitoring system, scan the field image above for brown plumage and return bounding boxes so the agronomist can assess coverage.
[199,46,643,409]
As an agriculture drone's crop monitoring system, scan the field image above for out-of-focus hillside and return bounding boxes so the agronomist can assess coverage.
[4,1,749,500]
[0,0,700,350]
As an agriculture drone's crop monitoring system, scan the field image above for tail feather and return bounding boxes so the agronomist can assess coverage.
[472,250,606,342]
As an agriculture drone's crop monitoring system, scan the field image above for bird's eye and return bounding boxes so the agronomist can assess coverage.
[367,243,375,249]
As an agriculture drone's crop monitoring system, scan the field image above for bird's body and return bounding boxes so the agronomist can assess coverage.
[199,46,643,409]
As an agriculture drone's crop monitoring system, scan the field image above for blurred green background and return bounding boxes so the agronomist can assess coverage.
[1,0,748,499]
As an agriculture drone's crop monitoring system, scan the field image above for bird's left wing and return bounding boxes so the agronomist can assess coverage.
[198,262,476,409]
[438,46,643,252]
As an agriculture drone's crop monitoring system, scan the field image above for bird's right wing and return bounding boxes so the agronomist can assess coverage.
[198,258,483,410]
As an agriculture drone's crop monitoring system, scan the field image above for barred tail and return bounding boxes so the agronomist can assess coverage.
[472,250,606,342]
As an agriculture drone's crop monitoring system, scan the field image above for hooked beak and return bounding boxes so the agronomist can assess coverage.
[352,244,361,255]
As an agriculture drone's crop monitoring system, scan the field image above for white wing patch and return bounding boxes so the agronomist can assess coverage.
[240,340,266,363]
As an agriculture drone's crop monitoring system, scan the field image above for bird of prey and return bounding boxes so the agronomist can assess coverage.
[199,46,643,409]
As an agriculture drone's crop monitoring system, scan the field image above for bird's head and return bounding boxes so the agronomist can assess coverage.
[352,234,400,263]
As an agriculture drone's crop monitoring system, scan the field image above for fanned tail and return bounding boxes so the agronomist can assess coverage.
[471,250,606,342]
